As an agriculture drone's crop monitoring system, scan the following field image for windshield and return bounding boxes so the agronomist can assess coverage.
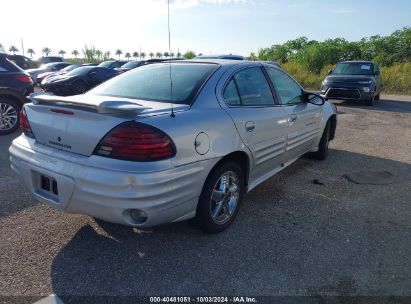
[62,65,80,72]
[98,61,114,68]
[89,63,218,105]
[121,61,141,69]
[66,66,94,77]
[332,63,373,75]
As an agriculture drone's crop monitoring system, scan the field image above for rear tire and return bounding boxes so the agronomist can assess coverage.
[0,97,20,135]
[366,96,374,106]
[194,161,244,234]
[312,121,331,161]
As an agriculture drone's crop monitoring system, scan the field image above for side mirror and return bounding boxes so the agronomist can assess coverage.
[327,69,333,75]
[375,70,380,76]
[303,91,325,106]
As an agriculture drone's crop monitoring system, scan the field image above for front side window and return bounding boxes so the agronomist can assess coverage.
[223,67,274,106]
[266,67,303,105]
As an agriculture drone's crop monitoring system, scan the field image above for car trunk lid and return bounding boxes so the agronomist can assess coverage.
[25,93,188,156]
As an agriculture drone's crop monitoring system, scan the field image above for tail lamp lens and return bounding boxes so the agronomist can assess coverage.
[14,75,32,83]
[94,122,176,162]
[20,108,35,138]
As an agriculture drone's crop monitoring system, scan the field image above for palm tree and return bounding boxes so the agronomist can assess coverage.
[149,52,154,59]
[156,52,162,58]
[177,51,182,58]
[9,45,18,55]
[163,52,170,58]
[27,48,35,58]
[42,47,52,56]
[115,49,123,59]
[0,43,4,52]
[125,52,131,61]
[170,52,175,58]
[72,49,79,59]
[58,50,66,57]
[132,52,139,59]
[105,51,111,60]
[140,52,146,59]
[96,50,103,60]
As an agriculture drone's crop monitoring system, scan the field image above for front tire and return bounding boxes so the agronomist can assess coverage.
[366,96,374,106]
[195,161,245,233]
[0,97,20,135]
[312,121,331,160]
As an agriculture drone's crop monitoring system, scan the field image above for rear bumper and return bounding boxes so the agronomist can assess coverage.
[9,136,218,227]
[321,85,374,101]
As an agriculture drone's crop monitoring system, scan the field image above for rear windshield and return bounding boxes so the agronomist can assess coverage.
[0,58,23,72]
[332,63,373,75]
[88,63,219,105]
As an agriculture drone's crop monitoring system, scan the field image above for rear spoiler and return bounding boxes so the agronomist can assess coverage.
[29,93,151,115]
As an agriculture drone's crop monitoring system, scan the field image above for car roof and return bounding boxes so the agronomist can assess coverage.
[194,54,244,60]
[339,60,373,64]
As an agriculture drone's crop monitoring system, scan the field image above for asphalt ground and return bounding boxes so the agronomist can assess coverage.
[0,95,410,303]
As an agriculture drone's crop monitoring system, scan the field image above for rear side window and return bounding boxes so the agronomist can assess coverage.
[223,67,274,106]
[89,63,218,105]
[0,58,22,73]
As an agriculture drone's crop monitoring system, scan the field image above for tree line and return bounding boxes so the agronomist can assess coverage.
[0,43,200,61]
[249,27,411,73]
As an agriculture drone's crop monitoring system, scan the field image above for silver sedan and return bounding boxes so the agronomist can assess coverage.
[9,60,337,233]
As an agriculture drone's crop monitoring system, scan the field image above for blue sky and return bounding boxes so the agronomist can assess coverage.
[1,0,411,57]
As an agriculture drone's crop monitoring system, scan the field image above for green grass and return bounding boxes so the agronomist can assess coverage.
[281,61,411,95]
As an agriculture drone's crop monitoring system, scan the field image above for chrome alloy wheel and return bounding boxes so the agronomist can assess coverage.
[0,102,18,131]
[210,171,240,225]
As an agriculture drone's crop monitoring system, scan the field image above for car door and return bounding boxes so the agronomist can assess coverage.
[221,66,289,181]
[265,67,323,162]
[373,64,382,94]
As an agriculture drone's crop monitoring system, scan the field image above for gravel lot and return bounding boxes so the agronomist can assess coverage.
[0,95,410,302]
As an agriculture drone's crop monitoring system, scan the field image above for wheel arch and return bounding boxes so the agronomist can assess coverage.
[328,114,337,141]
[0,89,24,108]
[208,151,251,192]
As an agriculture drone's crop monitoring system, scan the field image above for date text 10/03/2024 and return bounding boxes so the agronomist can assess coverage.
[149,297,258,303]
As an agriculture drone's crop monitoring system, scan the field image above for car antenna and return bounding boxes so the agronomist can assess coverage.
[168,0,175,118]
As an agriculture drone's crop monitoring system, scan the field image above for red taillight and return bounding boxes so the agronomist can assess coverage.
[20,108,35,138]
[14,75,32,83]
[94,122,176,162]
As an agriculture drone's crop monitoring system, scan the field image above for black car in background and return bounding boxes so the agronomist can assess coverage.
[0,53,34,134]
[37,63,82,86]
[41,66,119,96]
[98,60,128,69]
[115,60,145,72]
[321,61,382,106]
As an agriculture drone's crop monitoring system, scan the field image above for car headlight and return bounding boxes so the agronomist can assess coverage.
[358,80,372,85]
[362,87,371,93]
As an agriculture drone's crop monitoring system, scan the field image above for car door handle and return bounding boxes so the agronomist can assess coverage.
[288,114,298,123]
[245,121,255,132]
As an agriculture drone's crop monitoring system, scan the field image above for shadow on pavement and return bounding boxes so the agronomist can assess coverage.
[332,97,411,114]
[50,149,411,300]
